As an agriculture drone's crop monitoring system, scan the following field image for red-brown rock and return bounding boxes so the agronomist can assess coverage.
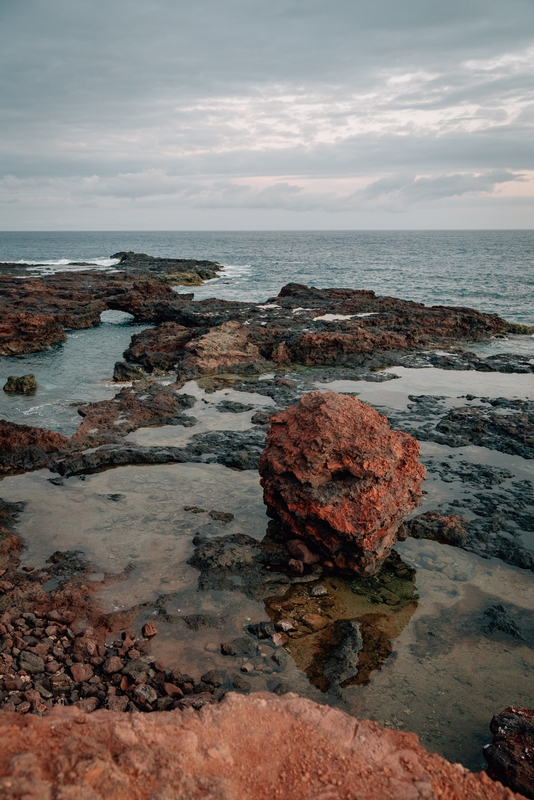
[259,391,425,574]
[0,312,67,356]
[0,694,519,799]
[485,706,534,799]
[0,420,70,475]
[71,380,195,446]
[123,321,194,372]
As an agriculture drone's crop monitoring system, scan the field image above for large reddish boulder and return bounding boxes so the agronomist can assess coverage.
[485,707,534,799]
[0,694,519,800]
[0,420,70,474]
[259,391,425,574]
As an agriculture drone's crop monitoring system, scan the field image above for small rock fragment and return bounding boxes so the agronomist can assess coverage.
[142,621,158,638]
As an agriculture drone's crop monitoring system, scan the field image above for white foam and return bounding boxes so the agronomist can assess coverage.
[9,257,121,276]
[218,263,252,278]
[256,303,280,310]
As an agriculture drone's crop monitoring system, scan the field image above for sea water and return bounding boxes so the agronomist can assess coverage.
[1,230,533,323]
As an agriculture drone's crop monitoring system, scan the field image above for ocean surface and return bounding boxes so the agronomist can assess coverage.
[1,230,533,324]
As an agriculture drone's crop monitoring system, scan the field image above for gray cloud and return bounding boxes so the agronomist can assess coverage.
[0,0,533,227]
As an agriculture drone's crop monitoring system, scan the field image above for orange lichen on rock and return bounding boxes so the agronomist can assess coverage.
[259,391,425,574]
[0,693,519,800]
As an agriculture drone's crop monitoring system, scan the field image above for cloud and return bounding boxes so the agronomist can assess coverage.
[0,169,526,217]
[0,0,533,227]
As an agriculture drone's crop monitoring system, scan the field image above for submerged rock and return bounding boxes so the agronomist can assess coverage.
[485,706,534,799]
[259,391,425,575]
[2,374,37,394]
[323,620,363,688]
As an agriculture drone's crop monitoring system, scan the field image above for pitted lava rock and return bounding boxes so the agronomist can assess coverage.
[0,420,71,475]
[433,399,534,459]
[0,253,219,356]
[259,391,425,575]
[71,380,196,447]
[485,707,534,799]
[0,694,520,800]
[0,312,66,356]
[402,511,471,547]
[123,322,194,372]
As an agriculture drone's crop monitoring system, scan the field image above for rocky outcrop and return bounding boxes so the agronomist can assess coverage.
[485,707,534,799]
[71,380,196,447]
[177,320,269,380]
[0,420,71,475]
[0,254,216,356]
[0,312,66,356]
[0,694,519,799]
[259,392,425,575]
[112,250,222,283]
[123,321,194,372]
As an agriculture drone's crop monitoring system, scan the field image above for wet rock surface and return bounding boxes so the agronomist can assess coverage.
[382,395,534,459]
[259,391,425,575]
[0,420,71,475]
[404,454,534,571]
[0,694,518,800]
[485,707,534,799]
[52,427,266,476]
[71,379,196,447]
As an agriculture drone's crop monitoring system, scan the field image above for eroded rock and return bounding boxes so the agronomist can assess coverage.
[259,391,425,575]
[0,420,71,475]
[3,375,38,394]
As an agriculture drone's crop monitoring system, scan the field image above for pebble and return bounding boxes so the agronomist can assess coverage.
[311,585,328,597]
[205,642,219,653]
[301,613,328,631]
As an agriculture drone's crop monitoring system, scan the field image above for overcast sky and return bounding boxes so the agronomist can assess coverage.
[1,0,533,229]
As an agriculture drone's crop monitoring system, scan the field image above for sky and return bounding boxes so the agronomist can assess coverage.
[1,0,533,230]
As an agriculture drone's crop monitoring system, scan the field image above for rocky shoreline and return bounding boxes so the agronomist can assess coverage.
[1,252,533,797]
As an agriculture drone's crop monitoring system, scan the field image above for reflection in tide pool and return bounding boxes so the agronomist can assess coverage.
[1,454,534,771]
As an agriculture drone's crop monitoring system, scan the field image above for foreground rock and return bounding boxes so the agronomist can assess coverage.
[0,693,518,800]
[259,392,425,575]
[485,707,534,799]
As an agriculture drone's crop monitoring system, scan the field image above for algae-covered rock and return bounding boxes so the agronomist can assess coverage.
[3,374,37,394]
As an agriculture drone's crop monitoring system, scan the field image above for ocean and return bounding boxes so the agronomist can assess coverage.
[1,229,533,324]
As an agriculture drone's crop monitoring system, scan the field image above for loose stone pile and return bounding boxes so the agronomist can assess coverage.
[0,611,234,715]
